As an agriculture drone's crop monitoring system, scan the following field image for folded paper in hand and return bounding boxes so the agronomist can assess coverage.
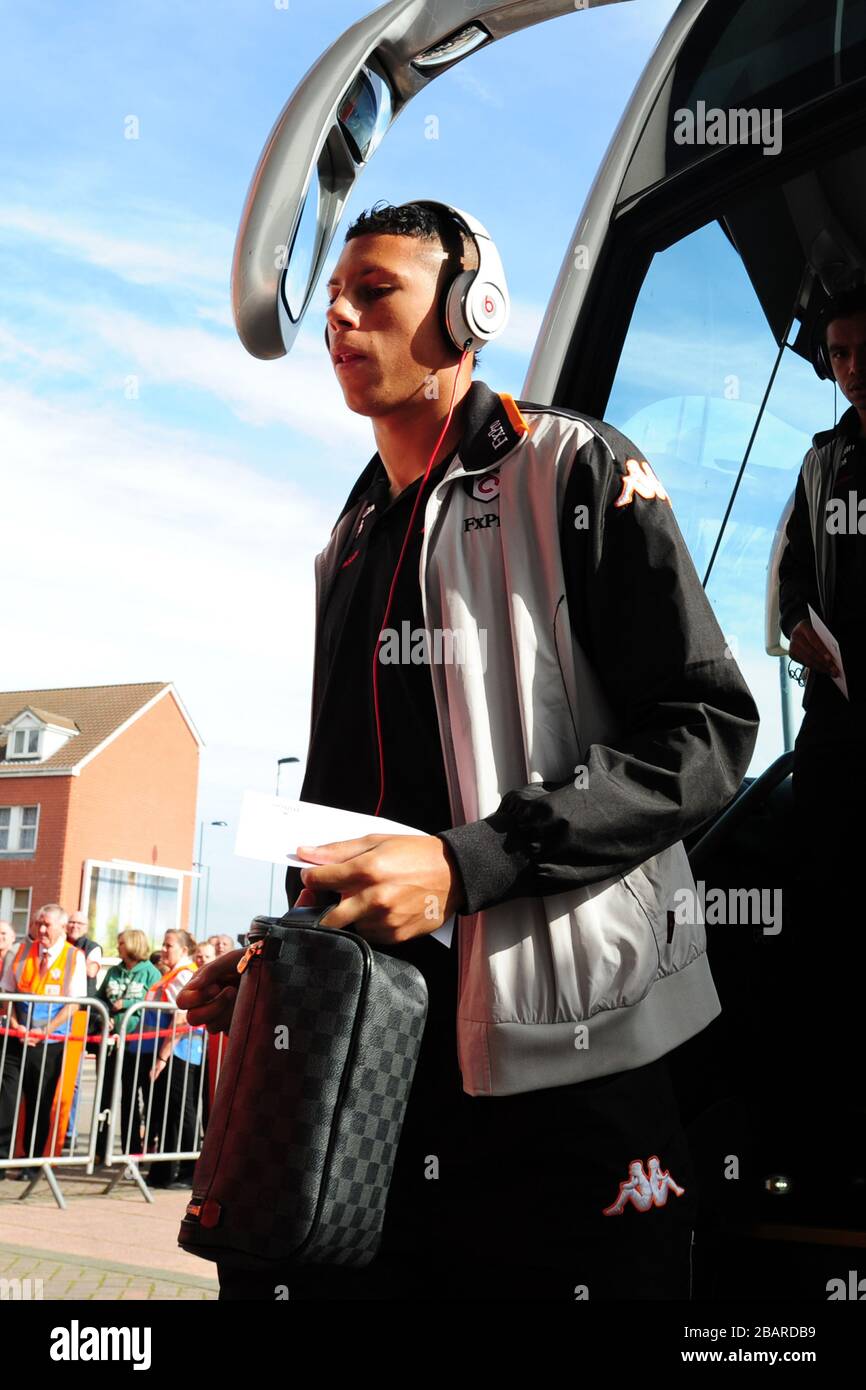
[234,790,455,947]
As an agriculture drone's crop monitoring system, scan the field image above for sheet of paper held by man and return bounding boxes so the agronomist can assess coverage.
[808,604,850,701]
[235,790,455,947]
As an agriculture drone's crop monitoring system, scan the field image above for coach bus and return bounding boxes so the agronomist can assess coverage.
[229,0,866,1297]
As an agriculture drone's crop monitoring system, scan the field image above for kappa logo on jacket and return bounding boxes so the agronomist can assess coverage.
[354,502,376,538]
[614,457,671,508]
[602,1156,685,1215]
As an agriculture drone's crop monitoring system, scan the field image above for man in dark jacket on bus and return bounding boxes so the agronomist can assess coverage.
[779,284,866,1150]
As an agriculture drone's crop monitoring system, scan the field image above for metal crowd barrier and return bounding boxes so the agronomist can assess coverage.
[0,992,111,1209]
[0,992,228,1208]
[102,1001,226,1204]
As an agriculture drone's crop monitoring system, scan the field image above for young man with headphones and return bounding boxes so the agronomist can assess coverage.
[778,284,866,1155]
[186,199,758,1300]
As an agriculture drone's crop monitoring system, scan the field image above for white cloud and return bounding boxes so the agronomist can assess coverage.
[0,204,230,292]
[72,302,371,447]
[499,299,545,356]
[451,69,505,109]
[194,302,235,329]
[0,380,331,758]
[0,322,89,373]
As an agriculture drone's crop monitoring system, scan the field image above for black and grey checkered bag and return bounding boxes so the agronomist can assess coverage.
[177,906,428,1271]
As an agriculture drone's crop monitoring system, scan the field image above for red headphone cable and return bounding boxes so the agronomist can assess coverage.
[371,352,471,818]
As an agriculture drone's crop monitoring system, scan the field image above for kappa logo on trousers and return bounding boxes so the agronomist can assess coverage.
[602,1156,685,1215]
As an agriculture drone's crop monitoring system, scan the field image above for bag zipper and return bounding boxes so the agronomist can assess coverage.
[236,939,264,974]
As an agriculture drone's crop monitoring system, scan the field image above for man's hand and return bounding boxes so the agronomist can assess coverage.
[177,886,337,1034]
[177,949,244,1035]
[177,835,464,1028]
[295,834,465,945]
[789,619,839,676]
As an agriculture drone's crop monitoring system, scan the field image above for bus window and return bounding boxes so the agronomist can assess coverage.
[604,218,835,774]
[619,0,866,203]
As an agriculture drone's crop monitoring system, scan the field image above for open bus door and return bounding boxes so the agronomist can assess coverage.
[230,0,633,362]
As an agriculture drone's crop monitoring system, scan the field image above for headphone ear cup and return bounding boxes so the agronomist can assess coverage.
[465,278,509,342]
[443,270,476,353]
[437,276,458,355]
[809,314,830,380]
[817,336,831,380]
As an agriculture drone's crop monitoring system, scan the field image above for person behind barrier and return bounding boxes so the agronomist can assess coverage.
[65,911,102,999]
[139,929,201,1189]
[92,929,161,1166]
[0,904,87,1178]
[0,921,15,976]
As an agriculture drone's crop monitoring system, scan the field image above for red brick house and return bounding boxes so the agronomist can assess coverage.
[0,683,201,951]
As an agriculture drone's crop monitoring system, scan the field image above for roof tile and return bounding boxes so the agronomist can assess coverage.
[0,683,169,773]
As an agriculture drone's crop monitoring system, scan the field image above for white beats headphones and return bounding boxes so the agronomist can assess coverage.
[406,199,510,353]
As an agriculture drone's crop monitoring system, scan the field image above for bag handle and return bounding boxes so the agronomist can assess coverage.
[277,899,340,930]
[245,896,341,942]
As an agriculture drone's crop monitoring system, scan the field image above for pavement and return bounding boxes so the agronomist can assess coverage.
[0,1165,219,1300]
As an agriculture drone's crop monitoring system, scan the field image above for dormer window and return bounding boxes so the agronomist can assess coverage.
[1,707,78,763]
[11,728,40,759]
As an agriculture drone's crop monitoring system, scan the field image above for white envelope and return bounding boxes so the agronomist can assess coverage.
[807,605,849,701]
[234,791,455,946]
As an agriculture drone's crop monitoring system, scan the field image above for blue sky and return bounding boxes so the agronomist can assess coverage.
[2,0,829,939]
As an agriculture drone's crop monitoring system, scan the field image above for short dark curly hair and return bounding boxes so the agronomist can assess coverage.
[343,200,482,369]
[823,282,866,341]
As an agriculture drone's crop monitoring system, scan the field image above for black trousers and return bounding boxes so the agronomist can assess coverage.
[785,680,865,1131]
[144,1055,202,1161]
[218,936,697,1301]
[791,679,864,922]
[0,1040,65,1161]
[94,1045,150,1161]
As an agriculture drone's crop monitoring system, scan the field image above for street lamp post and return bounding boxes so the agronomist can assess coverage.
[268,756,299,915]
[203,863,212,937]
[194,819,228,937]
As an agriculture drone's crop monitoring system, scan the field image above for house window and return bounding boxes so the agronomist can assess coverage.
[0,886,31,936]
[10,729,40,758]
[0,806,40,854]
